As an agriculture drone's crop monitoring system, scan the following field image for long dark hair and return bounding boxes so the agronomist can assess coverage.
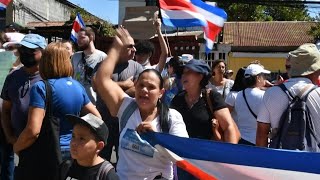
[230,67,247,92]
[137,69,170,132]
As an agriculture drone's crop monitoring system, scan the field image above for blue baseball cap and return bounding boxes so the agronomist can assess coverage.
[184,59,211,76]
[19,34,47,49]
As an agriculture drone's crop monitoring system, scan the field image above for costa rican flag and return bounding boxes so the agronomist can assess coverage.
[159,0,227,53]
[70,12,86,43]
[0,0,12,10]
[142,132,320,180]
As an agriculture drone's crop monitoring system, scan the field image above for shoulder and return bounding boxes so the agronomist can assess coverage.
[226,79,234,86]
[128,60,142,68]
[95,50,107,58]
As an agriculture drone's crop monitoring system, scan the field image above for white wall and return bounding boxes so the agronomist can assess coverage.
[118,0,145,25]
[13,0,71,26]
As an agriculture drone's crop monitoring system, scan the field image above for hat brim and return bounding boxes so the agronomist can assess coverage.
[65,114,96,133]
[261,70,271,74]
[184,65,204,74]
[3,42,20,48]
[20,41,42,49]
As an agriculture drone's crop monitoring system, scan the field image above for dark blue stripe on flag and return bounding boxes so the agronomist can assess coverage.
[142,132,320,174]
[162,18,205,28]
[190,0,227,19]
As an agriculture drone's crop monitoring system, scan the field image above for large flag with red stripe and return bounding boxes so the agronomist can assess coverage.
[159,0,227,53]
[70,12,86,43]
[0,0,12,10]
[142,132,320,180]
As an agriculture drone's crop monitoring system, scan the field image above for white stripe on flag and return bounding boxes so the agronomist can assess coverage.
[161,9,207,23]
[0,3,6,8]
[184,158,320,180]
[195,7,225,27]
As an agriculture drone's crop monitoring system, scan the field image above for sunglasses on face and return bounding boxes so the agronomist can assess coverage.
[126,44,135,49]
[18,47,39,55]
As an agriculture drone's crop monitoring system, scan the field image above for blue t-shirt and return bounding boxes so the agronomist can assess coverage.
[29,77,90,149]
[1,68,42,137]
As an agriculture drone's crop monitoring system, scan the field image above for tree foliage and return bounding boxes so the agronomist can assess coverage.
[217,1,310,21]
[70,7,115,37]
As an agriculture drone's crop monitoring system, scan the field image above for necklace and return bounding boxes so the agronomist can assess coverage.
[185,93,201,108]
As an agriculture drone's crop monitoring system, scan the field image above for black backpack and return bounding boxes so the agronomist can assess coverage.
[269,84,320,151]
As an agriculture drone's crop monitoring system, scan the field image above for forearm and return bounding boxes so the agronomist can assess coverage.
[223,126,240,144]
[96,47,121,83]
[125,86,135,97]
[157,29,168,72]
[256,122,271,147]
[1,110,16,144]
[14,128,38,153]
[256,135,268,147]
[117,81,130,90]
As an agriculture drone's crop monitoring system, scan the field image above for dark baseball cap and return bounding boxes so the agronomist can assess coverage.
[184,59,211,76]
[66,113,108,144]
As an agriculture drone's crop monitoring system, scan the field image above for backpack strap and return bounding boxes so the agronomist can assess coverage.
[279,83,294,101]
[97,161,114,180]
[43,80,53,117]
[120,100,138,133]
[242,89,257,119]
[204,89,214,117]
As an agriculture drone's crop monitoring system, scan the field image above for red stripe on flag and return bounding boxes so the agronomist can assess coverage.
[205,21,222,41]
[0,0,12,6]
[72,21,81,33]
[159,0,197,12]
[176,160,218,180]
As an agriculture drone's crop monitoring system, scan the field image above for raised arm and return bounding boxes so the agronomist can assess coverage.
[95,28,131,117]
[154,18,168,72]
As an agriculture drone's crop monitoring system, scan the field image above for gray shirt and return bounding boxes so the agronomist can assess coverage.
[71,50,107,104]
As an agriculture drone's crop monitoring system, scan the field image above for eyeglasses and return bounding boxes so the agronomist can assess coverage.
[126,44,135,49]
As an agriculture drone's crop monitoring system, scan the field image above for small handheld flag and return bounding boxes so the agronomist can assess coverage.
[0,0,12,10]
[159,0,227,54]
[70,12,86,43]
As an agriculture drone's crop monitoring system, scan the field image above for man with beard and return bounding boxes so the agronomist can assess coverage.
[1,34,46,178]
[93,32,143,163]
[72,27,107,105]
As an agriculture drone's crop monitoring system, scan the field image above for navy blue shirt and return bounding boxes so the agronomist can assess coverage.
[1,68,42,137]
[29,77,90,149]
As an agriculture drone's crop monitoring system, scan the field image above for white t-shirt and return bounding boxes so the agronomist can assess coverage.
[116,96,188,180]
[235,88,265,144]
[225,91,238,122]
[258,78,320,130]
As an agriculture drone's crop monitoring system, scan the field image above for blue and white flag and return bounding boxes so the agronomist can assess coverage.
[142,132,320,180]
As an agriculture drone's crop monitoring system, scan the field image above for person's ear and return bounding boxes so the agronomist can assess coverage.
[96,141,105,152]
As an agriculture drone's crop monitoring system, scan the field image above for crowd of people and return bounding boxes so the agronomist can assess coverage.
[0,19,320,180]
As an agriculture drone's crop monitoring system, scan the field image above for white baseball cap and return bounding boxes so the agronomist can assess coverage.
[244,64,270,78]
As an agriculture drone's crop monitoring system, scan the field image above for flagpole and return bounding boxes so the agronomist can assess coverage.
[157,1,172,57]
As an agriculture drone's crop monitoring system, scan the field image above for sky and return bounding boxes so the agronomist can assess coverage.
[68,0,119,24]
[68,0,320,24]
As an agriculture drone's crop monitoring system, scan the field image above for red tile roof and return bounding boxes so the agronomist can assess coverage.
[223,21,316,47]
